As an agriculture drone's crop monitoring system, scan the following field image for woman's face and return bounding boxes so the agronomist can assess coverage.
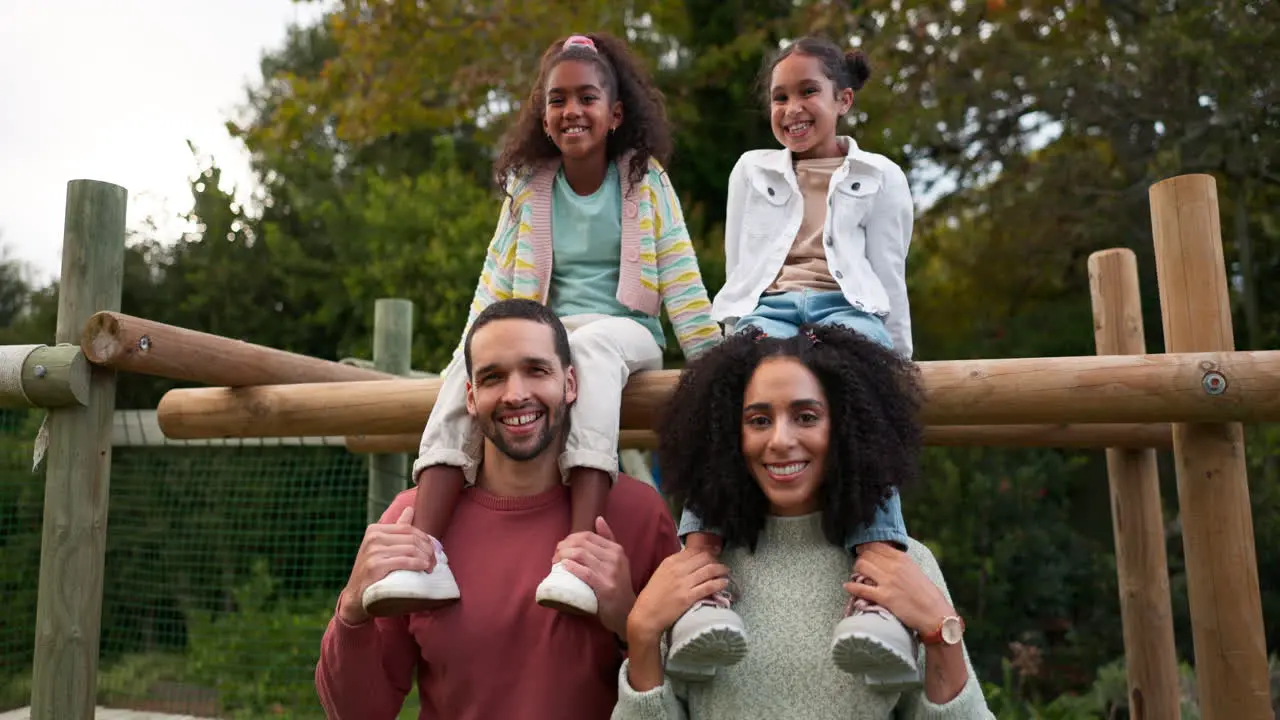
[741,356,831,516]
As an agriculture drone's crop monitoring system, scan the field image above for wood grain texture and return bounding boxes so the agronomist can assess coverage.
[1150,174,1271,719]
[367,299,414,523]
[156,349,1280,440]
[31,180,127,720]
[1088,248,1180,720]
[80,311,390,386]
[344,423,1173,455]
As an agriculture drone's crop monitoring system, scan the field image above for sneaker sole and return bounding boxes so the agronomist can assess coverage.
[831,631,916,678]
[362,569,461,617]
[535,583,598,616]
[665,659,717,683]
[669,625,749,668]
[864,664,924,693]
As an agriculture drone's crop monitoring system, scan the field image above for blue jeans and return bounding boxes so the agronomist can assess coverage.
[676,289,908,551]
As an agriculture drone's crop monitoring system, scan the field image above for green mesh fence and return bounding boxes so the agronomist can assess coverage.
[0,407,424,719]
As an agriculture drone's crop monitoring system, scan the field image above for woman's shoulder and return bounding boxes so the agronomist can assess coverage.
[903,537,946,584]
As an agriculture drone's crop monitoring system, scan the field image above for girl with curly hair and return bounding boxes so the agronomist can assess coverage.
[669,36,920,689]
[615,325,992,719]
[361,32,720,620]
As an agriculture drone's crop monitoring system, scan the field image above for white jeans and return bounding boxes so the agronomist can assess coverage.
[412,314,663,485]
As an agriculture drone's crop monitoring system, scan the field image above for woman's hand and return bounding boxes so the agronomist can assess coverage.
[846,543,972,704]
[627,547,731,645]
[844,543,954,635]
[625,548,729,693]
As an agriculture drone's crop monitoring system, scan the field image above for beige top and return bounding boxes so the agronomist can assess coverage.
[767,156,845,294]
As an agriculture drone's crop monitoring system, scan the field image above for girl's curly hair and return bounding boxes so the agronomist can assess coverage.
[493,32,673,198]
[657,324,924,552]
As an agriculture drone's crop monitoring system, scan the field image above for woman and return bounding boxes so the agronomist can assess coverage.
[613,325,992,719]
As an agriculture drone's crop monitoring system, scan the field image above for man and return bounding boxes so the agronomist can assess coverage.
[315,299,681,719]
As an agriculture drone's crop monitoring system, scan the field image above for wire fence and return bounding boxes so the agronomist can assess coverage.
[0,408,423,719]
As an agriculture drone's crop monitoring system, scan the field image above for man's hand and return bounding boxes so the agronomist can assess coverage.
[337,506,437,626]
[555,516,635,638]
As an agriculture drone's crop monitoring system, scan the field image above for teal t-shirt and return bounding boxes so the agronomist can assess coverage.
[549,162,666,347]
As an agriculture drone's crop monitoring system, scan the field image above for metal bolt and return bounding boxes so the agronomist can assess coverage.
[1202,370,1227,395]
[138,335,151,352]
[33,365,47,378]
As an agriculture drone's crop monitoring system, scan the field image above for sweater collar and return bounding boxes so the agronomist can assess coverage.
[760,511,828,546]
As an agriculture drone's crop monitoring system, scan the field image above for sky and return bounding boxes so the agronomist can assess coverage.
[0,0,329,284]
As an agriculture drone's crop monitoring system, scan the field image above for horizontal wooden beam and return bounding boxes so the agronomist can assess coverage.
[0,344,90,409]
[156,350,1280,440]
[344,423,1173,454]
[80,311,390,386]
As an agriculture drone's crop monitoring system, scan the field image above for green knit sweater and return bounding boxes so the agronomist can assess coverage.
[611,512,994,719]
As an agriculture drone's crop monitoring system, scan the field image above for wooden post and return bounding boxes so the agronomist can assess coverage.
[155,349,1280,440]
[344,423,1175,455]
[367,299,414,524]
[30,180,127,720]
[0,345,90,408]
[1149,174,1272,718]
[1088,249,1180,720]
[81,311,391,385]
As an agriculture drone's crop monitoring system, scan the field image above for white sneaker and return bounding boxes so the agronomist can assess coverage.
[830,574,920,691]
[361,537,461,617]
[665,588,748,681]
[534,561,598,615]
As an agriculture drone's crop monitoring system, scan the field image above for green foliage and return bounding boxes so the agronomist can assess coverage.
[905,447,1124,695]
[2,0,1278,712]
[182,560,335,716]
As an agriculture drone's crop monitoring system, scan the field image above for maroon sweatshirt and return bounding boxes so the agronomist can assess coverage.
[315,475,680,719]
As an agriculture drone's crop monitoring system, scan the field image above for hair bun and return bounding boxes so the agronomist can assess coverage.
[845,50,871,91]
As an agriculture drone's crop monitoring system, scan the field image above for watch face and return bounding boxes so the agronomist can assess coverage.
[941,617,964,644]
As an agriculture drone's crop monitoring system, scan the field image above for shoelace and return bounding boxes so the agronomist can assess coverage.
[696,574,741,609]
[844,572,889,617]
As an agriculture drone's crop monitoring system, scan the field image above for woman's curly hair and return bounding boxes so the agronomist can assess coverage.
[658,324,924,552]
[493,32,673,198]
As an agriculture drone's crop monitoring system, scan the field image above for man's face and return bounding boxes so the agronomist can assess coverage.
[465,318,576,462]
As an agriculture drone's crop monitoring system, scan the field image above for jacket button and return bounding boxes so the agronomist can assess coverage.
[767,187,775,196]
[851,182,861,191]
[834,270,844,279]
[825,235,833,246]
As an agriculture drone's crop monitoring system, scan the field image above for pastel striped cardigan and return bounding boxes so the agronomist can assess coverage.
[447,155,722,370]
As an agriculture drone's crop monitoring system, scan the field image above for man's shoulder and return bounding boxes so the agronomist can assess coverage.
[611,474,668,509]
[376,487,419,524]
[607,476,676,533]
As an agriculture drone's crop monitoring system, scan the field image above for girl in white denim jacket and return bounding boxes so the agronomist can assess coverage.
[668,36,921,693]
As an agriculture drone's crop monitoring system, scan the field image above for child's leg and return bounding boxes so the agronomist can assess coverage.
[682,531,723,556]
[535,316,663,615]
[665,506,747,679]
[732,292,803,339]
[567,467,611,534]
[363,354,476,617]
[830,488,921,689]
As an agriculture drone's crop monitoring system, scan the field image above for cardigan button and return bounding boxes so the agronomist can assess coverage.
[626,248,640,262]
[624,200,638,218]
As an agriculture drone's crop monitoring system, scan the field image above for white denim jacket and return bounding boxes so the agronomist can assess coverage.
[710,137,915,358]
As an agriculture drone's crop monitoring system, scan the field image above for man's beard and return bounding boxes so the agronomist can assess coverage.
[479,395,569,462]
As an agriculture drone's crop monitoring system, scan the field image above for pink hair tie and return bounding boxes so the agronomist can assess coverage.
[563,34,597,52]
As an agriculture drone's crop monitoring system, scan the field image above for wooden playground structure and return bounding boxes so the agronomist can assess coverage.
[1,174,1274,719]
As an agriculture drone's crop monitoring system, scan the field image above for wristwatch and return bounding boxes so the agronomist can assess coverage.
[921,615,965,646]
